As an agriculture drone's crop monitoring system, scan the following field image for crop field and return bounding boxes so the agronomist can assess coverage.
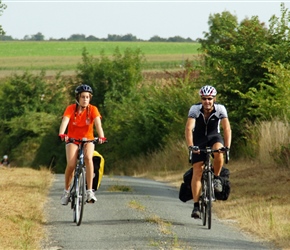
[0,41,200,77]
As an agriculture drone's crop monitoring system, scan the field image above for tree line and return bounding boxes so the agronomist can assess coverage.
[0,32,195,42]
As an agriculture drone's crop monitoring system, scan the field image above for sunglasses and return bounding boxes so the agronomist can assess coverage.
[201,97,214,101]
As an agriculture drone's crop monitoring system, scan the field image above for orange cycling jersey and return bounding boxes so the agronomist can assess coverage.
[63,104,101,140]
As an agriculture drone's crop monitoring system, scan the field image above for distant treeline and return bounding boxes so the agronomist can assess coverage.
[0,32,195,42]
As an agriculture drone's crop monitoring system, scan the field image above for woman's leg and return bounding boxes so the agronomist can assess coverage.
[65,143,78,190]
[84,142,95,190]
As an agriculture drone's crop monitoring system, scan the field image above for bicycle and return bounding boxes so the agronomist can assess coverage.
[66,137,104,226]
[191,146,229,229]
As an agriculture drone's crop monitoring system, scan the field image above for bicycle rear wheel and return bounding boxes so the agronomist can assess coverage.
[75,167,86,226]
[206,171,213,229]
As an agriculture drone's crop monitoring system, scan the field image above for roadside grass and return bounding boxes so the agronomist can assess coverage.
[107,183,132,192]
[0,167,54,250]
[128,200,146,211]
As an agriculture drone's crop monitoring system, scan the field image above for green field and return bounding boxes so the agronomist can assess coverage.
[0,41,200,77]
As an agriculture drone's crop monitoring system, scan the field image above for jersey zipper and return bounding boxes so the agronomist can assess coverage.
[202,113,214,136]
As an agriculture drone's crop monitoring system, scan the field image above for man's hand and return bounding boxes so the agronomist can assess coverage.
[188,146,200,154]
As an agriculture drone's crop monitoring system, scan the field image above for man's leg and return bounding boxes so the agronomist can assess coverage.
[212,142,224,192]
[212,142,224,176]
[191,161,203,218]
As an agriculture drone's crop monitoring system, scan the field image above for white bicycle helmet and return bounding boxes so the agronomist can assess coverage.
[3,155,8,159]
[199,85,217,96]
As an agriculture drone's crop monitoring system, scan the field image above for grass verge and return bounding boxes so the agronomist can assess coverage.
[0,167,54,250]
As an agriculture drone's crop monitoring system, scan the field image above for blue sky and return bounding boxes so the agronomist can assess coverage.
[1,1,290,40]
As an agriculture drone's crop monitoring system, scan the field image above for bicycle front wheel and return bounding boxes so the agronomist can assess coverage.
[75,167,86,226]
[200,177,207,226]
[207,171,213,229]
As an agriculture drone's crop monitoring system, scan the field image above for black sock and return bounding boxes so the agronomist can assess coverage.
[194,202,199,208]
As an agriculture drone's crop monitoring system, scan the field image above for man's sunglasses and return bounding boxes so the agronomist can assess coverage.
[201,97,214,101]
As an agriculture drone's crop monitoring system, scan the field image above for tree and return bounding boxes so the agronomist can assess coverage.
[0,35,13,40]
[197,3,290,147]
[0,0,7,35]
[86,35,99,41]
[149,35,166,42]
[68,34,86,41]
[31,32,45,41]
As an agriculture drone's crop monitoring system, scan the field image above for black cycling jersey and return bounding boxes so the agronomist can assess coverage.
[188,103,228,164]
[188,103,228,139]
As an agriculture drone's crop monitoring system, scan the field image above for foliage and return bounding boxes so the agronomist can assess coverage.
[0,72,70,167]
[24,32,45,41]
[197,3,290,150]
[0,0,6,36]
[103,62,199,169]
[76,47,145,113]
[239,62,290,120]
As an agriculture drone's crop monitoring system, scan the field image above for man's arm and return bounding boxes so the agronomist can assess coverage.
[185,118,195,147]
[221,117,231,148]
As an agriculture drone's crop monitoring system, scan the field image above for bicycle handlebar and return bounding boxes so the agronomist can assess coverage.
[189,146,230,164]
[67,137,108,144]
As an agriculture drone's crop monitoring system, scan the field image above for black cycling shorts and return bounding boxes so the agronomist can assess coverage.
[191,134,224,164]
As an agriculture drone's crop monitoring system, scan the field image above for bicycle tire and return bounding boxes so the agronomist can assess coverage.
[75,167,86,226]
[71,189,76,223]
[201,178,207,226]
[207,170,212,229]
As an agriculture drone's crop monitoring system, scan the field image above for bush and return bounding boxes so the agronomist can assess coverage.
[0,71,70,168]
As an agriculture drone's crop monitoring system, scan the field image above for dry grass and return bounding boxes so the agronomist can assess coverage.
[213,160,290,249]
[0,167,54,250]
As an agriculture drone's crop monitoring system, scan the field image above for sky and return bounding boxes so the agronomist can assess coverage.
[1,1,290,40]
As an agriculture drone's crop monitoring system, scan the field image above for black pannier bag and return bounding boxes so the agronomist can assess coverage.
[179,168,193,202]
[214,167,231,201]
[179,167,231,202]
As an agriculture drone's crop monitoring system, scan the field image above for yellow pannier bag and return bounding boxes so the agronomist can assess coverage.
[92,150,105,191]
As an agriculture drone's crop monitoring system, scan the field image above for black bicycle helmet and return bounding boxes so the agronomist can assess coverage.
[75,84,93,95]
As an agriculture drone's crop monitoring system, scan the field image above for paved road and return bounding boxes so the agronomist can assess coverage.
[43,174,275,250]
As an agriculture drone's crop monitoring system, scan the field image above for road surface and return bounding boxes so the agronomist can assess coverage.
[42,174,276,250]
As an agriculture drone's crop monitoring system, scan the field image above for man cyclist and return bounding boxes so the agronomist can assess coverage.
[59,84,106,205]
[185,85,231,219]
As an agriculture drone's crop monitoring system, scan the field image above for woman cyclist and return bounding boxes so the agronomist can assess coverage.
[59,84,106,205]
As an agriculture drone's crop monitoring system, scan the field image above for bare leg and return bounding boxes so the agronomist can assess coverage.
[212,142,224,176]
[65,143,78,190]
[84,142,95,190]
[191,161,204,203]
